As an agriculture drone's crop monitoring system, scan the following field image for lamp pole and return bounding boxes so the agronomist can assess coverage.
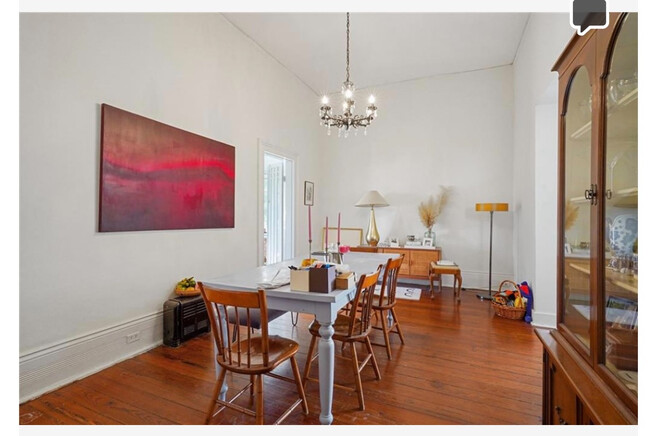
[475,202,507,301]
[477,210,495,301]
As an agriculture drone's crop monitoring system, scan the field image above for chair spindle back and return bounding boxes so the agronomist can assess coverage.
[198,283,270,368]
[376,255,404,307]
[346,268,382,337]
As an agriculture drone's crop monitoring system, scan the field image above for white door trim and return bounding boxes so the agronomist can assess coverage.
[257,140,299,266]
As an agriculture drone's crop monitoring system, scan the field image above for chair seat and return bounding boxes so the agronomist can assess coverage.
[226,307,286,329]
[308,315,364,340]
[218,335,299,373]
[371,295,395,310]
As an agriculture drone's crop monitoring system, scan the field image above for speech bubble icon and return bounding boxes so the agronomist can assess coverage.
[571,0,609,35]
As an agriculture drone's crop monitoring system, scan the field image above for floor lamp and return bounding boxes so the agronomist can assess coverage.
[475,203,509,301]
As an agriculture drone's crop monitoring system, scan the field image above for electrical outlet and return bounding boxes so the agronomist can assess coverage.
[126,332,140,344]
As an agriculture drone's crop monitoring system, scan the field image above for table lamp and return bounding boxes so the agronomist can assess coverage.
[475,202,509,301]
[355,190,389,246]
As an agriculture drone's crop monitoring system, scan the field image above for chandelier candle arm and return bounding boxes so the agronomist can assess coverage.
[319,12,378,136]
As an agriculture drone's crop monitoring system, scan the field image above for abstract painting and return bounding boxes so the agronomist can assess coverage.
[99,104,235,232]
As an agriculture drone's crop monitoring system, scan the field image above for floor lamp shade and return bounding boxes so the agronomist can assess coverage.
[475,203,509,212]
[475,202,509,300]
[355,191,389,246]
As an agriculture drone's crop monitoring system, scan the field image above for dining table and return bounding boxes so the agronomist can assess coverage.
[200,251,398,425]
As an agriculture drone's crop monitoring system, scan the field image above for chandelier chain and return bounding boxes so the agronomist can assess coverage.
[346,12,350,83]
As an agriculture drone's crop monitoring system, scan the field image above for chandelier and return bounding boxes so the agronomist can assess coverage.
[319,13,378,138]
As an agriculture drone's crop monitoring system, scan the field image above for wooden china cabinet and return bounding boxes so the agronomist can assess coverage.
[535,13,637,424]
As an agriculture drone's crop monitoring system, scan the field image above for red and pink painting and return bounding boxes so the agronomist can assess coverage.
[99,104,235,232]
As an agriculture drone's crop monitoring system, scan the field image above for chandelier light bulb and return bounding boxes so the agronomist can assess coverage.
[344,88,353,99]
[321,95,329,105]
[368,95,375,104]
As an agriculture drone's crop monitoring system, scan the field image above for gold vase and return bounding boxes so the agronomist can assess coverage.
[365,207,380,246]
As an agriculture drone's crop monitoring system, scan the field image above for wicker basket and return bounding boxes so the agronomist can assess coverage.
[491,280,526,320]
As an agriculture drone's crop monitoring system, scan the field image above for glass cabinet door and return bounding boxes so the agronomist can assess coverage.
[603,13,638,397]
[563,67,593,350]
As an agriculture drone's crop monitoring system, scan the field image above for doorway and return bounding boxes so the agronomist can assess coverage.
[263,151,295,265]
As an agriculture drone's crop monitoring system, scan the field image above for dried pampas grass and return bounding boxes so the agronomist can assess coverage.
[418,186,451,229]
[565,201,579,230]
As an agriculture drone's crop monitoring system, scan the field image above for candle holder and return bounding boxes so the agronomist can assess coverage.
[309,239,312,258]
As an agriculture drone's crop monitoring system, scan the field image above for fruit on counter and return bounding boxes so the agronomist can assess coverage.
[176,277,196,289]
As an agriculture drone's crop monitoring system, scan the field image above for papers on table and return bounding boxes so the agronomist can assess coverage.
[257,280,290,289]
[257,269,290,289]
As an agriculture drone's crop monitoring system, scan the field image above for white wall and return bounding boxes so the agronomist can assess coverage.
[19,12,579,400]
[534,101,559,327]
[512,14,574,326]
[19,13,324,399]
[317,66,515,290]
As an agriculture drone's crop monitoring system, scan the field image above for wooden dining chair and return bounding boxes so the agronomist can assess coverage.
[371,255,406,360]
[302,268,382,411]
[197,283,308,425]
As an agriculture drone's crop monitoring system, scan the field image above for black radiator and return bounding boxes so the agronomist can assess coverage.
[163,295,210,347]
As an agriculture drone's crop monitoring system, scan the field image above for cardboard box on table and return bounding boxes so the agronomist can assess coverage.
[290,267,336,293]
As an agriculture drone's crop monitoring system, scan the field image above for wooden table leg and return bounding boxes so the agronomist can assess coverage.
[456,273,462,303]
[429,268,435,299]
[453,276,457,301]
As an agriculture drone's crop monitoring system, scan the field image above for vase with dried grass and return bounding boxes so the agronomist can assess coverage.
[565,200,579,251]
[418,186,451,246]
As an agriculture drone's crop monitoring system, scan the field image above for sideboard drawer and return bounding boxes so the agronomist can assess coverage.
[409,249,440,277]
[380,249,410,276]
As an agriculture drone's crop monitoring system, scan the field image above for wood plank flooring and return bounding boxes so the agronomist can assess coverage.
[19,286,544,425]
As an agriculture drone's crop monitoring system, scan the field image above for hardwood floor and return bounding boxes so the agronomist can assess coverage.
[19,286,543,425]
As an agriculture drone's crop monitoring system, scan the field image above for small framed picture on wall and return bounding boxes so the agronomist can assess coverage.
[304,181,314,206]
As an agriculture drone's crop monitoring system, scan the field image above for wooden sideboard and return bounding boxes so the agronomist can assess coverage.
[350,246,441,280]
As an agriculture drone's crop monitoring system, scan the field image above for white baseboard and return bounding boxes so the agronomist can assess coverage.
[531,310,556,329]
[19,311,164,403]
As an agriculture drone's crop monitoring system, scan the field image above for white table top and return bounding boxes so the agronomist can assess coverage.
[200,252,397,304]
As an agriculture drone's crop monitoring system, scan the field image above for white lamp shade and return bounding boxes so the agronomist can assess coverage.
[355,190,389,207]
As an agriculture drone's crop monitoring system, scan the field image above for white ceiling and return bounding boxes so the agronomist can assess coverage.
[223,13,529,96]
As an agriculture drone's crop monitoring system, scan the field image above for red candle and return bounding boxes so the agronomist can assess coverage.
[325,216,329,247]
[308,206,312,241]
[337,212,341,245]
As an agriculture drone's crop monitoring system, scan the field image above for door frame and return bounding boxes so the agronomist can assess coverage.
[257,139,299,266]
